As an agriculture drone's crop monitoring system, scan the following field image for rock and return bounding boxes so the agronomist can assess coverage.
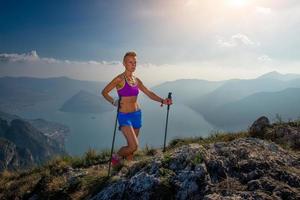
[0,138,34,171]
[91,172,160,200]
[206,159,227,184]
[249,116,300,150]
[171,167,208,200]
[126,172,160,199]
[249,116,270,138]
[90,179,127,200]
[165,143,206,172]
[267,124,300,150]
[91,137,300,200]
[273,185,300,200]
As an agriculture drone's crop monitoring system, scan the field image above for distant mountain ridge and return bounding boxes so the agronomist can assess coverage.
[151,79,224,104]
[203,88,300,130]
[257,71,300,81]
[0,76,106,113]
[188,77,300,115]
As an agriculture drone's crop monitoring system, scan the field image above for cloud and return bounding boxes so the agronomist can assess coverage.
[0,50,40,63]
[258,55,272,63]
[0,50,167,85]
[0,50,121,66]
[217,34,259,48]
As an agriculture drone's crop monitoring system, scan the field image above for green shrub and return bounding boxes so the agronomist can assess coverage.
[192,153,203,165]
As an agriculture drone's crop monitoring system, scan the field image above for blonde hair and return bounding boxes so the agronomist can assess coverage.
[123,51,137,62]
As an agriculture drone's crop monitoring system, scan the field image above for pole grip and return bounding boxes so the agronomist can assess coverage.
[167,92,172,110]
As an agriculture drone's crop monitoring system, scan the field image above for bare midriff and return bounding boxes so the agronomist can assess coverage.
[118,96,140,113]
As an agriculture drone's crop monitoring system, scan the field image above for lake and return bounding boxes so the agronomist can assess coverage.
[14,95,220,156]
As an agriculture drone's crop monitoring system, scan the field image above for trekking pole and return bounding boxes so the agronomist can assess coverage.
[163,92,172,152]
[107,97,121,177]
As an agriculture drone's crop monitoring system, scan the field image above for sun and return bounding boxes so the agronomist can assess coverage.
[228,0,250,8]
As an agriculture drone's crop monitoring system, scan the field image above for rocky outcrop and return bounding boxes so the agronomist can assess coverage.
[0,118,66,171]
[249,116,271,138]
[92,137,300,200]
[250,116,300,150]
[0,110,69,148]
[0,138,34,171]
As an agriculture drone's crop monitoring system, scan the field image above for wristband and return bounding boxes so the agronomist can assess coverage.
[111,98,118,107]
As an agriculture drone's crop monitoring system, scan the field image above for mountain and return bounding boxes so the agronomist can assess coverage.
[60,90,113,113]
[188,76,300,116]
[28,118,69,148]
[0,117,299,199]
[257,71,300,81]
[0,138,34,171]
[0,117,67,171]
[151,79,224,104]
[0,110,21,122]
[0,110,69,146]
[0,76,106,113]
[203,88,300,130]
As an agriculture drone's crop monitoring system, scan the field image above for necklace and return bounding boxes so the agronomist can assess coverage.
[124,74,136,86]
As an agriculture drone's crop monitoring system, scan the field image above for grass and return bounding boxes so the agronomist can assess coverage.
[192,152,203,165]
[167,130,250,150]
[154,168,176,199]
[0,148,113,200]
[161,152,172,167]
[0,168,42,199]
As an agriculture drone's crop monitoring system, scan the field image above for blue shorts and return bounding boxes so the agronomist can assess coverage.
[117,109,142,131]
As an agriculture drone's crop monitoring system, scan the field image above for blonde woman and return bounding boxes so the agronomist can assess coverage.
[102,51,172,165]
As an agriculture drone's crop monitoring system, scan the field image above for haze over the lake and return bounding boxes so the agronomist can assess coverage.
[1,0,300,86]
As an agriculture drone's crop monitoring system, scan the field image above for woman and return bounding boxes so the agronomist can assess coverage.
[101,51,173,165]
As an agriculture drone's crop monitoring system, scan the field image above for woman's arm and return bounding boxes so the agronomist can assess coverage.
[101,75,123,105]
[136,77,172,105]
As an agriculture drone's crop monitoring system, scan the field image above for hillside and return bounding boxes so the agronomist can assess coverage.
[60,90,113,114]
[0,117,67,171]
[151,79,224,104]
[0,110,69,148]
[0,117,299,199]
[203,88,300,130]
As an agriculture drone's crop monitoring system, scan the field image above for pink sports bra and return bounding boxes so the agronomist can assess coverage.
[117,75,139,97]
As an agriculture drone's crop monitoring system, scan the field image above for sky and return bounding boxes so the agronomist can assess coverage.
[1,0,300,86]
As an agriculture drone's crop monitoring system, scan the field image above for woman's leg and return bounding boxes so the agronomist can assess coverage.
[126,128,140,161]
[134,128,140,137]
[117,126,139,160]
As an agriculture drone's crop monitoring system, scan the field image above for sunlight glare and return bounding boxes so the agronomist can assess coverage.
[228,0,250,8]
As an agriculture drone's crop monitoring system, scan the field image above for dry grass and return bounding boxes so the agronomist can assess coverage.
[167,131,250,150]
[214,176,247,193]
[0,169,42,199]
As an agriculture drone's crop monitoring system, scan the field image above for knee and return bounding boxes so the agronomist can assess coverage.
[128,143,138,153]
